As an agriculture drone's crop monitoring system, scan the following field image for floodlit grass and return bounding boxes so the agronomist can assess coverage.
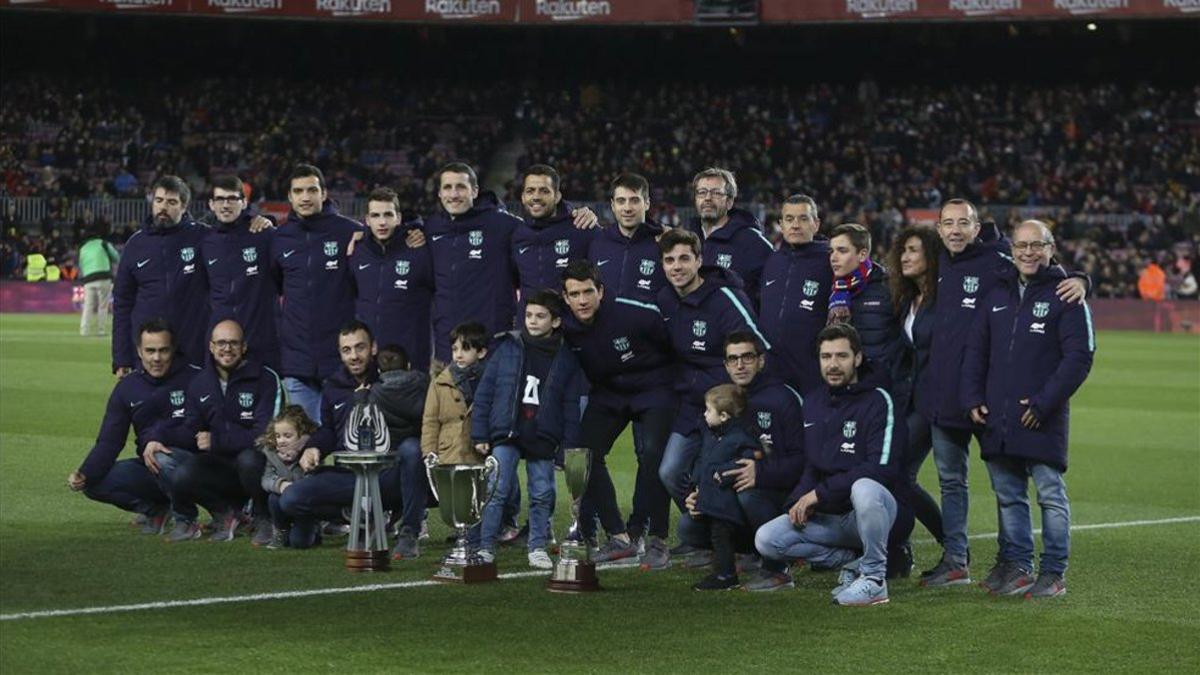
[1,314,1197,673]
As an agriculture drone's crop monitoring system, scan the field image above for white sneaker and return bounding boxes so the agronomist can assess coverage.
[528,548,553,570]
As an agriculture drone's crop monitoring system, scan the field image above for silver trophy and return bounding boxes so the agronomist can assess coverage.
[547,447,600,592]
[424,453,499,583]
[333,400,395,572]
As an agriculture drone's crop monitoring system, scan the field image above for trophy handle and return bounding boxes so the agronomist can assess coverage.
[424,453,440,502]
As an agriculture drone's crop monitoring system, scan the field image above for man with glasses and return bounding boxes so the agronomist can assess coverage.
[678,331,807,589]
[559,260,677,569]
[962,220,1095,599]
[149,319,284,545]
[204,176,280,370]
[687,167,774,307]
[112,175,210,375]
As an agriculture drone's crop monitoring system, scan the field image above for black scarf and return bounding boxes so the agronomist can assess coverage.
[449,361,485,406]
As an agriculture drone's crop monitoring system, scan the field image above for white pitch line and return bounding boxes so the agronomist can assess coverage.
[2,515,1196,622]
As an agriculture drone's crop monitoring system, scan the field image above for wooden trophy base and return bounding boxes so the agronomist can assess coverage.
[546,561,601,593]
[345,549,390,572]
[433,561,498,584]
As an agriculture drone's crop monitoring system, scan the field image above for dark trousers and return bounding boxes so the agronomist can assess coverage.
[171,448,266,521]
[268,492,316,548]
[83,458,169,516]
[678,487,790,572]
[577,403,674,540]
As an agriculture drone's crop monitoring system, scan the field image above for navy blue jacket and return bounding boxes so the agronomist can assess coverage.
[155,358,283,457]
[924,233,1015,429]
[512,201,597,314]
[587,222,667,305]
[423,192,522,363]
[848,262,907,413]
[561,296,677,413]
[695,419,762,526]
[961,266,1096,472]
[470,331,585,460]
[77,361,201,482]
[687,207,774,307]
[656,265,771,435]
[758,238,832,395]
[744,373,807,492]
[350,228,435,372]
[203,212,280,370]
[112,216,210,371]
[312,363,380,458]
[788,364,906,515]
[271,203,364,381]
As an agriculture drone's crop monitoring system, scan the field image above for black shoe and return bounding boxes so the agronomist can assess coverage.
[886,543,914,580]
[692,572,741,591]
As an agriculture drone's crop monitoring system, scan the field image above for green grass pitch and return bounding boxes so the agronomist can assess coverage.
[1,314,1197,673]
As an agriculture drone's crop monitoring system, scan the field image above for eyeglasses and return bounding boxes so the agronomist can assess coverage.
[724,352,760,365]
[695,188,729,199]
[211,196,244,204]
[1013,241,1052,252]
[210,339,243,350]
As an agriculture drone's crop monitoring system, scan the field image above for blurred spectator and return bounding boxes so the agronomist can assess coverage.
[1138,259,1167,301]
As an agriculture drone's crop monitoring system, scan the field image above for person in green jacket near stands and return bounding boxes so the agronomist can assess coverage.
[77,227,120,337]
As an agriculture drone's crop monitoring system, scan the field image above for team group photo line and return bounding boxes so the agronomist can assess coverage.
[68,159,1096,605]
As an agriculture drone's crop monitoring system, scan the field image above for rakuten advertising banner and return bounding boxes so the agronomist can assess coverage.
[760,0,1200,22]
[516,0,692,23]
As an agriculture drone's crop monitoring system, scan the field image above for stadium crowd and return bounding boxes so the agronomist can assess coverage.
[64,157,1100,604]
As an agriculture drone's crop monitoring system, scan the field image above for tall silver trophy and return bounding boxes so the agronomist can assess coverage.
[547,447,600,592]
[424,453,499,583]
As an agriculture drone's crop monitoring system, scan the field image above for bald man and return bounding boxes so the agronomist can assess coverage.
[149,320,284,545]
[961,220,1095,598]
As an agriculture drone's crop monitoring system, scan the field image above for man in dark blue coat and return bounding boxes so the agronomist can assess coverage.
[655,229,772,553]
[351,187,434,373]
[686,167,774,307]
[150,320,283,545]
[588,172,667,305]
[112,175,210,374]
[922,199,1087,587]
[203,175,279,371]
[755,324,910,606]
[270,164,365,423]
[281,321,426,558]
[560,260,677,569]
[961,220,1096,599]
[759,194,832,395]
[512,164,598,317]
[677,331,807,589]
[69,320,201,534]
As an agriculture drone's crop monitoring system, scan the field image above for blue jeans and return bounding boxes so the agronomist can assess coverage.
[283,377,322,425]
[986,458,1071,575]
[659,431,701,509]
[931,424,978,565]
[83,458,169,516]
[480,444,555,552]
[755,478,898,578]
[388,436,428,534]
[146,448,197,522]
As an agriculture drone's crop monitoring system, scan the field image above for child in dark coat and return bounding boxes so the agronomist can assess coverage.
[687,383,762,590]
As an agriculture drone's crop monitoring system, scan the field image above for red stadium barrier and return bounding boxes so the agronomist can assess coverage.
[2,0,1194,22]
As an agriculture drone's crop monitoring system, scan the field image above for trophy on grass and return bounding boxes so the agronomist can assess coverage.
[547,447,600,593]
[333,399,394,572]
[424,453,499,583]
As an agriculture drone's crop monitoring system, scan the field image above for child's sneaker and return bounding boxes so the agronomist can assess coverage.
[476,549,496,564]
[391,527,420,561]
[267,527,289,550]
[835,576,889,606]
[692,572,740,591]
[528,548,553,570]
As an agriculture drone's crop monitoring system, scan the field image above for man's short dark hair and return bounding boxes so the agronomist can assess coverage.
[450,321,488,352]
[561,259,603,290]
[830,223,871,254]
[339,319,373,342]
[289,163,326,191]
[210,175,245,199]
[377,344,410,373]
[526,290,566,319]
[137,318,174,346]
[723,330,763,354]
[783,193,819,220]
[151,175,190,207]
[611,173,649,199]
[435,162,478,189]
[522,164,560,193]
[817,323,863,355]
[366,187,400,211]
[658,228,702,257]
